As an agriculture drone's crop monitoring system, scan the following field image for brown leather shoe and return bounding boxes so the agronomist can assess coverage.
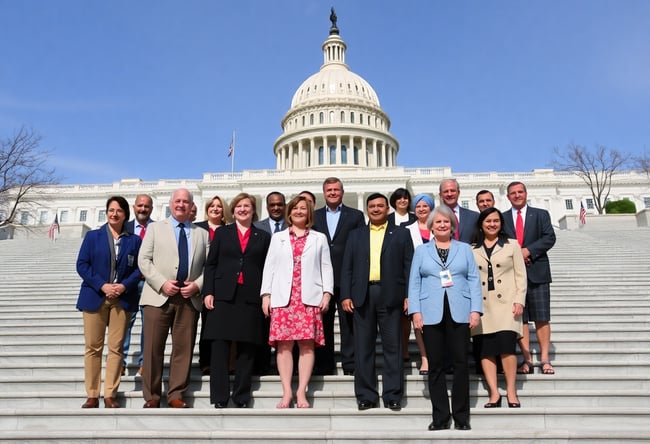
[143,399,160,408]
[168,399,189,408]
[82,397,99,408]
[104,397,120,408]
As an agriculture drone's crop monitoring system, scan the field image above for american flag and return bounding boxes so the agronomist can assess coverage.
[48,214,60,240]
[579,202,587,225]
[227,139,234,157]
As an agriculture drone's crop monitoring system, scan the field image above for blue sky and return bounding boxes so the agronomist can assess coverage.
[1,0,648,184]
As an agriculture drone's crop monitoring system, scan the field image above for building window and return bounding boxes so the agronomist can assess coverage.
[165,206,171,218]
[644,197,650,209]
[461,201,470,209]
[359,114,363,124]
[350,112,355,124]
[79,210,87,222]
[329,111,335,123]
[329,145,336,164]
[319,112,324,124]
[341,145,347,164]
[586,198,594,209]
[302,116,305,127]
[377,148,382,166]
[353,146,359,165]
[98,210,106,223]
[318,146,324,165]
[340,111,345,123]
[60,210,68,223]
[310,114,314,125]
[20,211,29,224]
[565,199,574,210]
[39,211,48,224]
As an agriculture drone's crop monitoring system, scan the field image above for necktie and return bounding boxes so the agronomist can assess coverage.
[453,210,459,240]
[274,222,281,233]
[515,210,524,247]
[139,225,146,240]
[176,223,188,285]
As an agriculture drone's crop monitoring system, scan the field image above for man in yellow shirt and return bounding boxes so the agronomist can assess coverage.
[340,193,414,411]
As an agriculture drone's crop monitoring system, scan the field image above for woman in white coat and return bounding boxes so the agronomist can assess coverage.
[403,193,436,375]
[261,195,333,409]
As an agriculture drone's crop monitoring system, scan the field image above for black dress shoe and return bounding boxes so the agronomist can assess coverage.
[357,400,377,411]
[386,400,401,411]
[214,402,228,408]
[455,422,471,431]
[234,401,248,408]
[428,416,452,431]
[343,369,354,376]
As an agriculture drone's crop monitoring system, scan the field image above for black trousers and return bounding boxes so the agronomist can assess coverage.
[210,339,256,406]
[353,283,403,404]
[315,287,354,374]
[422,295,471,425]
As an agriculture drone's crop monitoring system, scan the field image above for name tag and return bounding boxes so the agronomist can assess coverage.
[127,255,135,267]
[440,269,453,288]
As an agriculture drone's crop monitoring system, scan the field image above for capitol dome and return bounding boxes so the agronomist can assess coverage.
[273,12,399,171]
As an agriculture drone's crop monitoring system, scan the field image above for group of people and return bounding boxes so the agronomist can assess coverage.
[74,176,555,432]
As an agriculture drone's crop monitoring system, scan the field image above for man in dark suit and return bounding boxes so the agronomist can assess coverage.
[254,191,286,234]
[122,194,154,375]
[439,179,479,243]
[138,188,209,408]
[313,177,365,375]
[503,181,556,375]
[340,193,413,411]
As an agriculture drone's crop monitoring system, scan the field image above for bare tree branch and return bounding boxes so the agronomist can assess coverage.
[551,143,630,214]
[0,126,60,227]
[633,152,650,182]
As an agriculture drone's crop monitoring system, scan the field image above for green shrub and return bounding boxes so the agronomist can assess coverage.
[605,198,636,214]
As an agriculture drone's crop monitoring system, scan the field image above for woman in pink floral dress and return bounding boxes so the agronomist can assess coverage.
[261,195,333,408]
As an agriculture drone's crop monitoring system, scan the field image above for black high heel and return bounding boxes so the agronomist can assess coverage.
[507,397,521,408]
[483,395,502,408]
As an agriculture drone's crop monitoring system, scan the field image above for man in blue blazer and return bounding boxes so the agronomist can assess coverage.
[340,193,413,411]
[122,194,154,375]
[254,191,287,234]
[503,181,556,375]
[439,179,479,243]
[313,177,366,375]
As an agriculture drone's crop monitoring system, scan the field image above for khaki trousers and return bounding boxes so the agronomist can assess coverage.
[83,298,130,398]
[142,297,199,403]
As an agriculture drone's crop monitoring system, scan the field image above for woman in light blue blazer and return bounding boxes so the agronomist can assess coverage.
[408,205,482,431]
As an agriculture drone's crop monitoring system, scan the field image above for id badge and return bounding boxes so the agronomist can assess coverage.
[440,269,453,288]
[127,255,135,267]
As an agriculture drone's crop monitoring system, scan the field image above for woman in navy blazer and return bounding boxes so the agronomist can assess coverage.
[408,205,482,431]
[76,196,142,409]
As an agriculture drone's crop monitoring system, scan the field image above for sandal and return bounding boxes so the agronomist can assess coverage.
[517,360,533,374]
[540,361,555,375]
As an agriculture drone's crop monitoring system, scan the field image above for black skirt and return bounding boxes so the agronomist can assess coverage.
[475,330,518,357]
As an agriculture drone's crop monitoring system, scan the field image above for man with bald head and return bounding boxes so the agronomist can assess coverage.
[138,188,209,408]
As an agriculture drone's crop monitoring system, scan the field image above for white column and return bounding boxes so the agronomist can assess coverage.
[361,138,367,167]
[357,192,365,212]
[310,138,315,167]
[336,135,342,164]
[298,140,304,169]
[276,146,282,170]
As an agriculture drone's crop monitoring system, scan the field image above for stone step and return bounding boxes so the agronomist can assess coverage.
[0,407,648,440]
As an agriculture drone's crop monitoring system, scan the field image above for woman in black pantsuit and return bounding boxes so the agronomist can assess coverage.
[203,193,271,408]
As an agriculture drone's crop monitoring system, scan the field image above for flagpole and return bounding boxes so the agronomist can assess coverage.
[231,130,236,175]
